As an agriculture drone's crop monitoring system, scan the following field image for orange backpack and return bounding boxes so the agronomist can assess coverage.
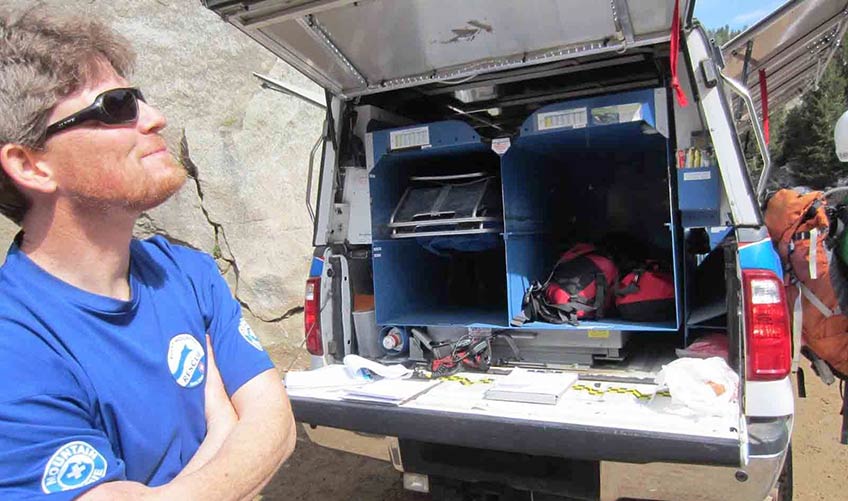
[764,189,848,375]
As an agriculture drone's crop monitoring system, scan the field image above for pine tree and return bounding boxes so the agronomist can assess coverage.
[709,25,743,46]
[795,69,846,186]
[772,36,848,188]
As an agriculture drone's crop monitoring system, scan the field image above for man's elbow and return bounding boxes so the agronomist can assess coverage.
[234,372,298,466]
[280,414,297,463]
[250,412,295,497]
[271,387,297,464]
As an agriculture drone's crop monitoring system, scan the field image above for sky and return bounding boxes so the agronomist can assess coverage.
[693,0,787,30]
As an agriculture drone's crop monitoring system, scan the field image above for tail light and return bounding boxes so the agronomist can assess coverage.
[742,269,791,381]
[304,277,323,356]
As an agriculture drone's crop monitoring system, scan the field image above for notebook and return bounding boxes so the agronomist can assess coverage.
[341,379,441,406]
[484,368,578,405]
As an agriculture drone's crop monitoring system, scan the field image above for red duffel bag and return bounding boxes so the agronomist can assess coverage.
[615,262,675,321]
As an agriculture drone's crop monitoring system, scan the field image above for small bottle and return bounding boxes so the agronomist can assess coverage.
[380,326,409,356]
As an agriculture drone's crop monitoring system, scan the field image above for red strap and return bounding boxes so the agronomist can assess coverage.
[670,0,689,107]
[759,69,770,144]
[561,243,596,261]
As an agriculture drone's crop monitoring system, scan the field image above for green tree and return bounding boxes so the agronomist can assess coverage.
[769,35,848,188]
[709,25,744,46]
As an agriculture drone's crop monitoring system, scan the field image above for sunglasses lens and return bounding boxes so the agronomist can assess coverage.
[101,89,138,124]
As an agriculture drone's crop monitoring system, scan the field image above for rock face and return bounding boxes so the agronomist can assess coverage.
[2,0,325,347]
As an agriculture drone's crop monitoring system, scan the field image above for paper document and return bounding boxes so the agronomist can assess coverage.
[342,379,441,406]
[284,365,367,390]
[285,357,412,391]
[484,368,578,405]
[343,355,412,379]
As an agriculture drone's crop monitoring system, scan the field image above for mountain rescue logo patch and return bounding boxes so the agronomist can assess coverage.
[167,334,206,388]
[41,441,107,493]
[238,318,264,351]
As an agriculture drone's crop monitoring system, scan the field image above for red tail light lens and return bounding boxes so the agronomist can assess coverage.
[304,277,323,356]
[743,269,791,381]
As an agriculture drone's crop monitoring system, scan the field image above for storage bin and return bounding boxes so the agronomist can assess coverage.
[501,90,681,331]
[369,121,502,241]
[372,239,507,327]
[678,165,721,227]
[369,121,508,327]
[353,310,382,358]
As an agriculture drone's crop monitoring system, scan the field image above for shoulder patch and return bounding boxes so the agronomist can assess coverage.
[238,318,264,351]
[41,441,108,494]
[167,334,206,388]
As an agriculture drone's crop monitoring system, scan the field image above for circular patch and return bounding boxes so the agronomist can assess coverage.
[238,318,264,351]
[41,441,108,494]
[167,334,206,388]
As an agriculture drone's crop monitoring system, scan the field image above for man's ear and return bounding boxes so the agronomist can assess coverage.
[0,143,57,195]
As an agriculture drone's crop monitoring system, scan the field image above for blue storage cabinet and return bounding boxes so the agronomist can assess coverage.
[368,90,683,332]
[502,89,682,331]
[369,121,508,327]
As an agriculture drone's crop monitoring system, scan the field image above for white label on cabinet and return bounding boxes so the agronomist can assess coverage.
[683,171,712,181]
[537,108,588,131]
[390,126,430,150]
[491,137,511,155]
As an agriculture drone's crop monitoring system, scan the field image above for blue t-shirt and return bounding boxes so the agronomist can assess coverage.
[0,236,274,499]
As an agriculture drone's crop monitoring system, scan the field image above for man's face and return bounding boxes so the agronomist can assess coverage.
[41,67,186,213]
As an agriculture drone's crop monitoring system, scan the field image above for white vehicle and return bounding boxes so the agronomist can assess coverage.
[203,1,847,499]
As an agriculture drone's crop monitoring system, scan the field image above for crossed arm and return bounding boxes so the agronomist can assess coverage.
[80,338,297,500]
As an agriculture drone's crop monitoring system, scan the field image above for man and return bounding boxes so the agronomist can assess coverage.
[0,7,296,499]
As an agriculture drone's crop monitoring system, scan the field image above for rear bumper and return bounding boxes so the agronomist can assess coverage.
[601,450,787,501]
[600,418,791,500]
[294,396,791,500]
[292,395,743,466]
[300,417,789,501]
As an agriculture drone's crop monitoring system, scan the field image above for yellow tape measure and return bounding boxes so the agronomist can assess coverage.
[571,383,670,400]
[438,375,495,386]
[413,368,494,386]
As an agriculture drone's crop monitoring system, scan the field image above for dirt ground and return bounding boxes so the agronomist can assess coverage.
[791,370,848,500]
[261,344,848,500]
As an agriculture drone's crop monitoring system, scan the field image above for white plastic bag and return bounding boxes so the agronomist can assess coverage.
[655,357,739,416]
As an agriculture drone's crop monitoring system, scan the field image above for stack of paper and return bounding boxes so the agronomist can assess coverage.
[484,368,578,405]
[342,379,441,406]
[284,355,413,391]
[342,355,412,379]
[285,365,367,390]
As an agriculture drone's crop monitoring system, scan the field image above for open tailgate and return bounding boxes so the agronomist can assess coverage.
[203,0,695,98]
[288,370,744,466]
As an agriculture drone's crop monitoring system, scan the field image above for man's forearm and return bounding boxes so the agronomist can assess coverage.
[177,335,245,479]
[240,419,297,500]
[162,414,294,500]
[79,417,292,501]
[176,408,237,479]
[153,371,296,501]
[78,480,155,500]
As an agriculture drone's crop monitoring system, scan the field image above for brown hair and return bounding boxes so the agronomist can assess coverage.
[0,7,136,223]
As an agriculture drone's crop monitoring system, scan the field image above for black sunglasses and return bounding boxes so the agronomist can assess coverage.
[45,87,146,138]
